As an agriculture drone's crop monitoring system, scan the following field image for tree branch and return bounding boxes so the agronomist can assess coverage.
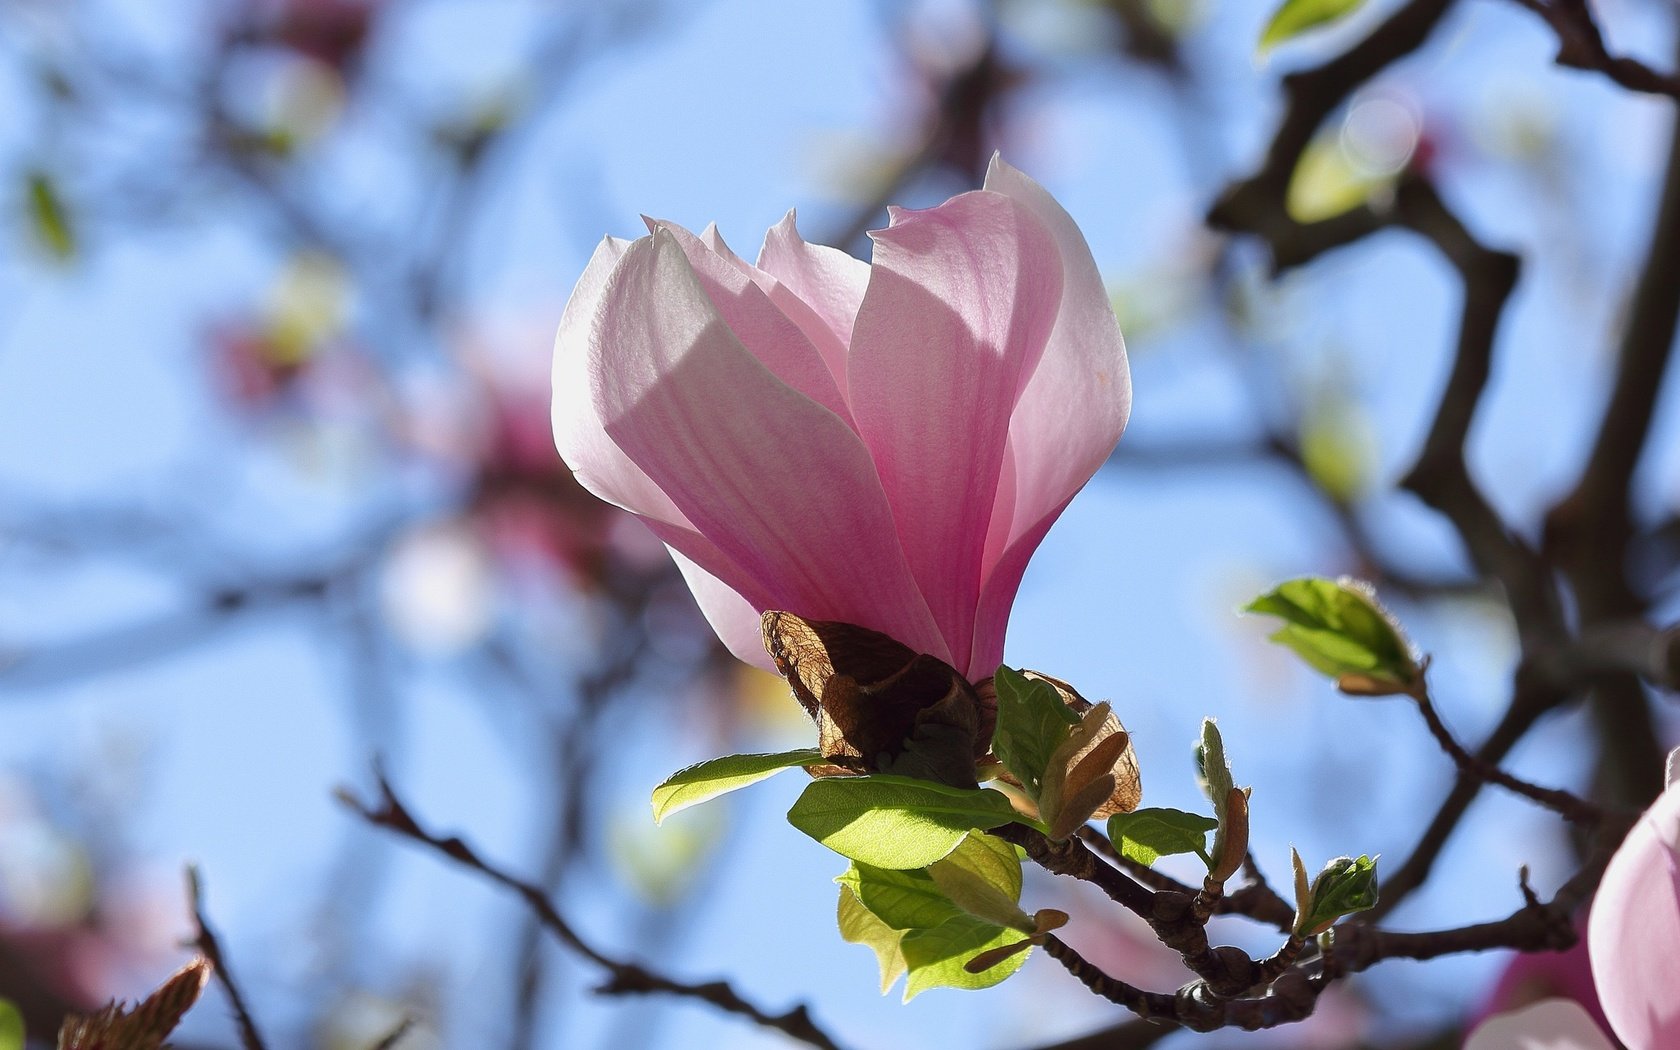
[339,770,850,1050]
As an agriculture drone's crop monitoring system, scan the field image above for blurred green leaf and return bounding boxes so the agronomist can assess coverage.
[1299,398,1376,503]
[1259,0,1367,51]
[902,915,1030,999]
[837,883,908,993]
[1106,807,1219,868]
[787,776,1020,869]
[1244,577,1419,692]
[1285,136,1380,223]
[25,171,74,261]
[0,999,22,1050]
[651,749,820,824]
[991,666,1079,796]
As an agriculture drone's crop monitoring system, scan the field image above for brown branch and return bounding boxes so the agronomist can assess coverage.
[1369,680,1556,920]
[1507,0,1680,99]
[1405,673,1605,824]
[338,771,849,1050]
[185,866,269,1050]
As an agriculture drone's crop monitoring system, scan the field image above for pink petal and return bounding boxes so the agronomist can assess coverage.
[969,156,1131,671]
[553,235,690,528]
[643,218,853,426]
[757,210,870,369]
[848,188,1063,677]
[1465,999,1616,1050]
[591,229,946,660]
[666,544,776,670]
[1589,774,1680,1050]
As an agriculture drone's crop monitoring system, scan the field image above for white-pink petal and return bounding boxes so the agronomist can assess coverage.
[848,189,1063,678]
[1589,770,1680,1050]
[590,229,946,661]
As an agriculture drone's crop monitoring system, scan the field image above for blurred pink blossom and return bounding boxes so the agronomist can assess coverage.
[552,157,1130,679]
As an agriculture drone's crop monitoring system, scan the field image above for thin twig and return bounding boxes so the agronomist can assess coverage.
[338,770,850,1050]
[1507,0,1680,99]
[1405,675,1605,824]
[184,866,270,1050]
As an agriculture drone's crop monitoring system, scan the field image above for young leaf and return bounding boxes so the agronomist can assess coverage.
[837,883,908,994]
[927,833,1031,932]
[651,749,822,824]
[1244,577,1419,693]
[1259,0,1367,52]
[1106,807,1219,867]
[786,776,1022,869]
[0,999,22,1050]
[1193,719,1238,861]
[991,666,1079,795]
[1298,854,1380,936]
[838,864,966,932]
[901,915,1031,999]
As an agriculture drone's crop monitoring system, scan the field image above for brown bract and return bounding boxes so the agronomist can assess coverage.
[1014,670,1142,820]
[761,611,994,788]
[57,956,211,1050]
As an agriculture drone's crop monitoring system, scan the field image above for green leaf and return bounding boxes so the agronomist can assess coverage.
[0,999,22,1050]
[991,666,1080,795]
[651,749,821,824]
[1300,854,1380,934]
[838,864,966,932]
[927,833,1030,932]
[1106,807,1219,868]
[25,171,74,261]
[1259,0,1367,51]
[787,776,1023,869]
[902,915,1030,999]
[1244,577,1419,692]
[838,881,909,993]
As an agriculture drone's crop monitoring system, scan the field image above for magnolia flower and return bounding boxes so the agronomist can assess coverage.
[1467,753,1680,1050]
[552,157,1129,680]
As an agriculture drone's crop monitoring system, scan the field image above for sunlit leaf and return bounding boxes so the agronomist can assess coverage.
[1259,0,1368,51]
[786,776,1021,869]
[1244,577,1419,693]
[927,833,1030,932]
[991,666,1079,796]
[1106,807,1218,868]
[837,864,965,932]
[837,882,908,993]
[902,916,1030,999]
[651,749,821,824]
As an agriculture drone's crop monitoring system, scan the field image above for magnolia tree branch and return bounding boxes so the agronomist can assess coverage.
[1403,675,1606,824]
[185,866,270,1050]
[1024,806,1631,1034]
[1506,0,1680,99]
[339,771,851,1050]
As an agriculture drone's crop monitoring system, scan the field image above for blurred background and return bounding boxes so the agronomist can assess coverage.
[1,0,1677,1046]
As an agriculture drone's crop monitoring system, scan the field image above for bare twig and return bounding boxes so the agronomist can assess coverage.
[339,770,850,1050]
[1507,0,1680,99]
[1404,672,1605,824]
[185,866,270,1050]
